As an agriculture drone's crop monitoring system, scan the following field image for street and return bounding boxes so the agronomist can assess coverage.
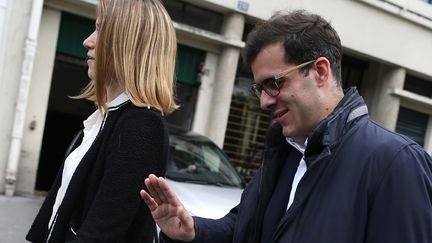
[0,195,43,243]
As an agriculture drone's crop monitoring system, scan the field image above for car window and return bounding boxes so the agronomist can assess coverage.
[167,134,243,188]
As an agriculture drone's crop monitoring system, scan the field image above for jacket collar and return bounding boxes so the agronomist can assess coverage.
[106,92,130,112]
[266,87,368,152]
[305,87,368,159]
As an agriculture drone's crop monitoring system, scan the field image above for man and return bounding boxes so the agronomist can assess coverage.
[141,10,432,243]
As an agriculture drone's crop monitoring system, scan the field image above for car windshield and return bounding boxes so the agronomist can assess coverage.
[167,134,244,188]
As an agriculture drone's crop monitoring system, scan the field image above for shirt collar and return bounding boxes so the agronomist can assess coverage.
[107,92,129,108]
[285,137,307,155]
[82,92,129,132]
[83,109,102,131]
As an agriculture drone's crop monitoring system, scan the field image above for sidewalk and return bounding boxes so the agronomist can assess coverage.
[0,194,44,243]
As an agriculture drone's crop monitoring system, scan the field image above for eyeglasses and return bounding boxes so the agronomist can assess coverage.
[251,60,315,98]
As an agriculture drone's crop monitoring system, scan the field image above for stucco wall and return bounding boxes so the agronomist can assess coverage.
[16,7,60,195]
[204,0,432,78]
[0,0,32,194]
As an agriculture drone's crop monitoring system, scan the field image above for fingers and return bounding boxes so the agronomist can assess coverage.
[157,177,183,207]
[140,189,158,211]
[153,175,169,204]
[141,174,195,241]
[145,174,182,206]
[144,174,164,205]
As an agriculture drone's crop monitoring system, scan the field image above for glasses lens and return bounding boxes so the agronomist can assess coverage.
[251,84,261,98]
[262,78,280,97]
[252,77,283,98]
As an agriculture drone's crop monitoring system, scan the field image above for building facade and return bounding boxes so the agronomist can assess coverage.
[0,0,431,195]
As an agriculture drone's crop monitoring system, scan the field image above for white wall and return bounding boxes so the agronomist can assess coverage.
[0,0,32,194]
[205,0,432,78]
[0,0,8,68]
[17,7,61,194]
[192,52,218,135]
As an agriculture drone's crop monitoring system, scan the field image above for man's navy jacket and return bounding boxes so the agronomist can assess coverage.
[162,88,432,243]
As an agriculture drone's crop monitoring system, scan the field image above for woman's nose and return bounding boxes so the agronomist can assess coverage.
[83,31,96,49]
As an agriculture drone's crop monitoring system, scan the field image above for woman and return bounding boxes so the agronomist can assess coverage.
[26,0,177,242]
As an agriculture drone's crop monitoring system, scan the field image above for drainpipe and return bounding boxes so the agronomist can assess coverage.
[5,0,43,196]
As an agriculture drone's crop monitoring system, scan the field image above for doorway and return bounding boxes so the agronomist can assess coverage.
[35,54,94,191]
[35,12,94,191]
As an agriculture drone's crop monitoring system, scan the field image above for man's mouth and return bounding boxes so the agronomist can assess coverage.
[274,110,288,118]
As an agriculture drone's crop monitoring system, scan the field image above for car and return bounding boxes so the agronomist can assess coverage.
[166,127,245,219]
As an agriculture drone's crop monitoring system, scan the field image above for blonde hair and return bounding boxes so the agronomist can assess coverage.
[78,0,177,115]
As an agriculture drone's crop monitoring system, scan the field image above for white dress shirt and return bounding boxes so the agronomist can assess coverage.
[286,138,308,210]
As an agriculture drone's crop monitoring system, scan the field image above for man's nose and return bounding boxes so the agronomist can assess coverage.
[259,92,275,110]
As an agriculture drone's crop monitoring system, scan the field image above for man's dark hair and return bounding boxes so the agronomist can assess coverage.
[242,10,343,85]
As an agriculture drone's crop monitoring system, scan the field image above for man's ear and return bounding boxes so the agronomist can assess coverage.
[313,57,331,87]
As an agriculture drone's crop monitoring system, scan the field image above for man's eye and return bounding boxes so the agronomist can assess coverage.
[275,78,285,84]
[262,78,276,86]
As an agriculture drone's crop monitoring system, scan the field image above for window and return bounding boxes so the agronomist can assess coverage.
[404,75,432,98]
[223,58,272,182]
[166,45,206,131]
[56,12,94,59]
[341,54,368,93]
[420,0,432,4]
[395,107,428,146]
[163,0,223,33]
[395,74,432,148]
